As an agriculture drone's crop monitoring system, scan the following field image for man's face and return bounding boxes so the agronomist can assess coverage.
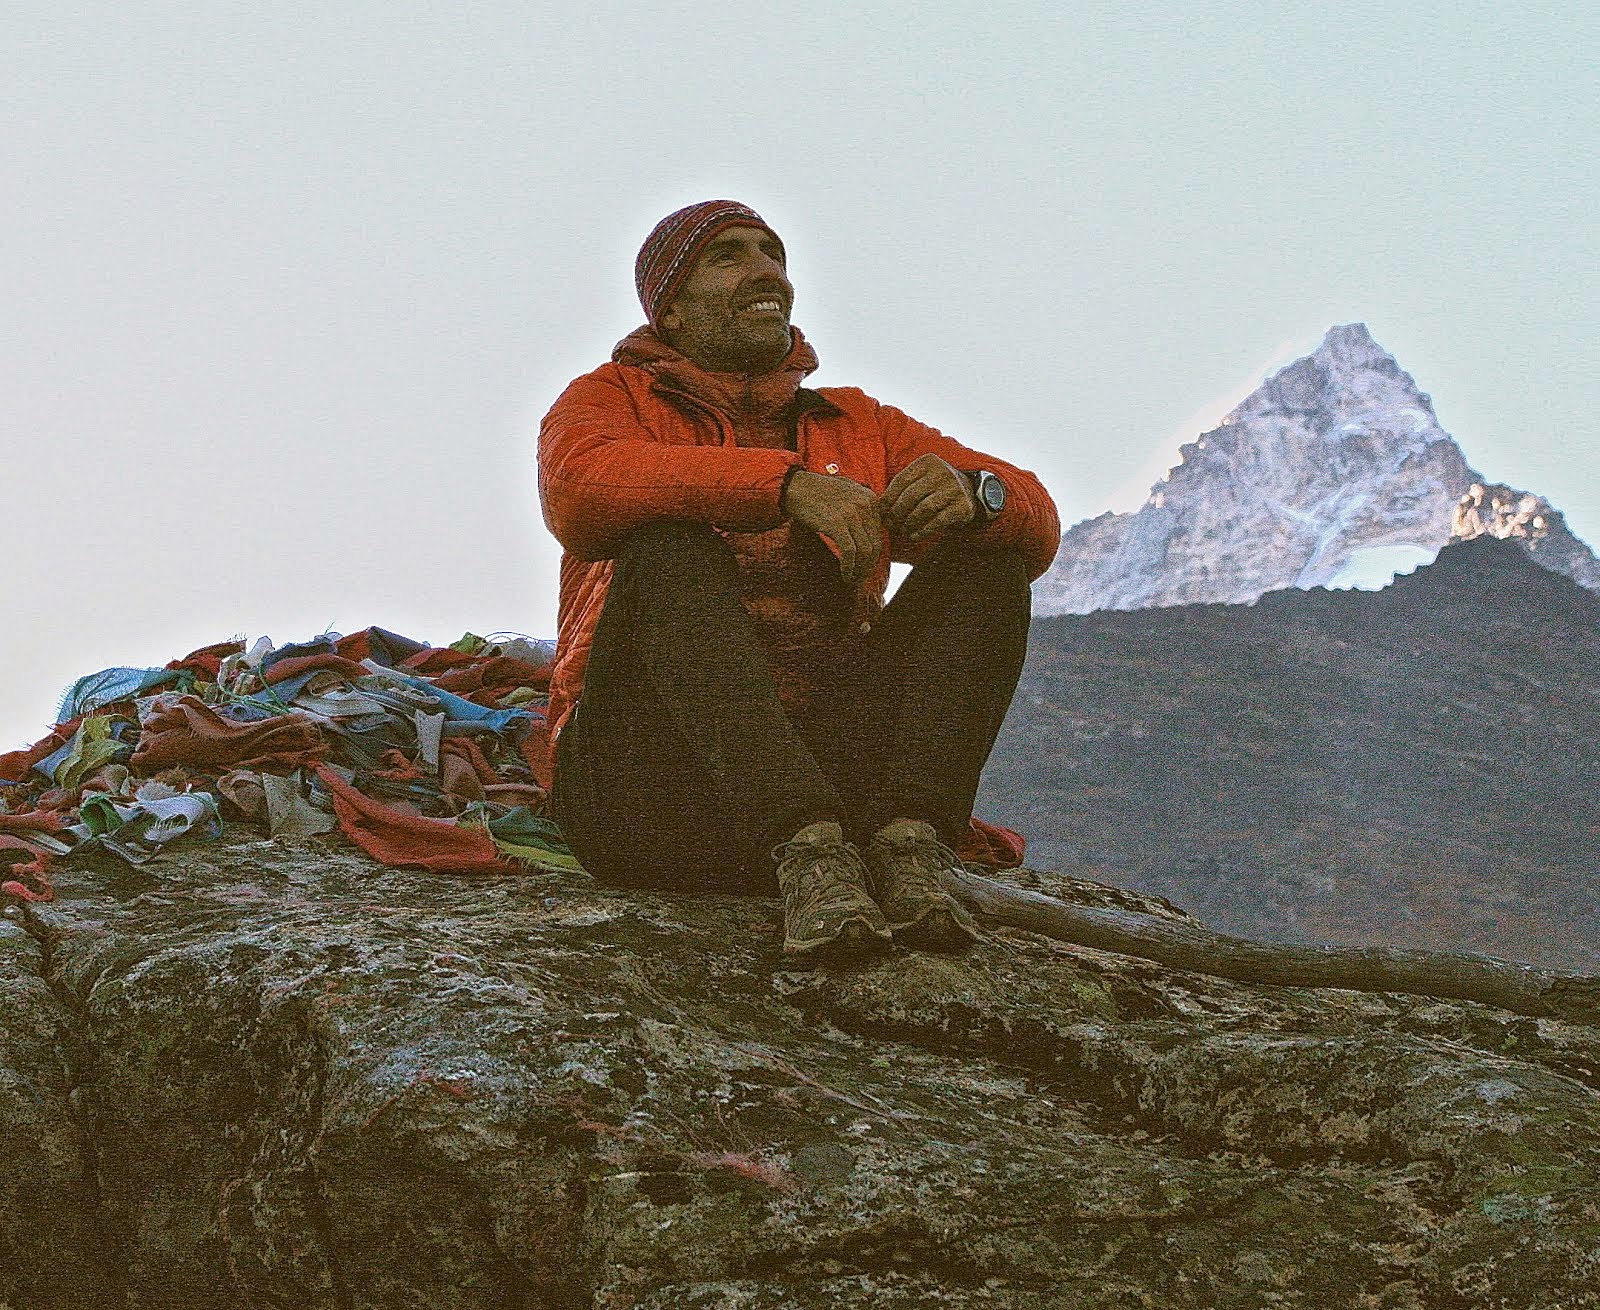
[659,225,794,373]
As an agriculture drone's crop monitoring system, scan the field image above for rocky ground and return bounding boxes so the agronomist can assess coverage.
[3,831,1599,1309]
[983,536,1600,972]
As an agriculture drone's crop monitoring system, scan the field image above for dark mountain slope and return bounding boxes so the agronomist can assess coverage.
[981,536,1600,970]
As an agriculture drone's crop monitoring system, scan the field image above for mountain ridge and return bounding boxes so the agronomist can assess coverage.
[987,535,1600,971]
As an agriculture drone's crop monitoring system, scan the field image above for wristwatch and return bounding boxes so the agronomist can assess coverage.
[968,470,1007,523]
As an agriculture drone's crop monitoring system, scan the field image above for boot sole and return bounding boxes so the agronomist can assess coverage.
[886,901,980,953]
[783,915,894,963]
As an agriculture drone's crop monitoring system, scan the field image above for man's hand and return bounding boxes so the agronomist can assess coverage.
[880,453,978,544]
[781,468,883,588]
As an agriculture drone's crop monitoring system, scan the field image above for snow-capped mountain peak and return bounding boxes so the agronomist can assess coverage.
[1034,324,1598,614]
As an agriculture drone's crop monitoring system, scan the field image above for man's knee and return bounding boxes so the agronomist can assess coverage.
[923,540,1032,603]
[971,544,1030,590]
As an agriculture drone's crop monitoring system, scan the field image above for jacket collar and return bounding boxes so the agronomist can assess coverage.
[613,324,827,421]
[792,387,842,417]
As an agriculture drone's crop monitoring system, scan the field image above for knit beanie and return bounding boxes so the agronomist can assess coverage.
[634,200,784,327]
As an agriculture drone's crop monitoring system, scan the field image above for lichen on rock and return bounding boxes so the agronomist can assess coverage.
[2,839,1598,1308]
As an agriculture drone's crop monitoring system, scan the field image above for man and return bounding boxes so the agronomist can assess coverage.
[539,200,1059,962]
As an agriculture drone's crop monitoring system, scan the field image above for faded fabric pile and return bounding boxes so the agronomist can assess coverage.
[0,627,575,902]
[0,625,1027,905]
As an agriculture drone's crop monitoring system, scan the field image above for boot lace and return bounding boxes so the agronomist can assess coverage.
[872,832,963,898]
[771,838,872,911]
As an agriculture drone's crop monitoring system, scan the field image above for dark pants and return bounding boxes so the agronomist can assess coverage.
[551,521,1031,894]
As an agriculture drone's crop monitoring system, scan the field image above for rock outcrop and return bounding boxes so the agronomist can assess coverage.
[3,839,1599,1309]
[1034,323,1600,613]
[1454,481,1600,591]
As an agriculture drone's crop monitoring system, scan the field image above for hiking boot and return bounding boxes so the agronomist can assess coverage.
[771,823,893,963]
[864,821,981,952]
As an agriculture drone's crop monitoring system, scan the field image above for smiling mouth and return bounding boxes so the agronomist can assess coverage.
[739,299,786,315]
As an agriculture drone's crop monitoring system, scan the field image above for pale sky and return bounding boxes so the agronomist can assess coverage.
[3,3,1596,750]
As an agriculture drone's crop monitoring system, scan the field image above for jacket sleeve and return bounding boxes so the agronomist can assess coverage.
[873,399,1061,580]
[539,370,803,561]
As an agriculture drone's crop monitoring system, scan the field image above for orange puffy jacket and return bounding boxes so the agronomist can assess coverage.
[535,355,1061,781]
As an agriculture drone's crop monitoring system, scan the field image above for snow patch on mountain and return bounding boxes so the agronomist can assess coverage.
[1323,544,1438,591]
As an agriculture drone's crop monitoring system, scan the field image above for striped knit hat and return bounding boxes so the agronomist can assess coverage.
[634,200,784,326]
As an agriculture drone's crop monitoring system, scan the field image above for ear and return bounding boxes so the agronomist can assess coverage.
[659,305,682,336]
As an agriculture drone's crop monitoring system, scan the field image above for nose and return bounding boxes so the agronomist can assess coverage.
[752,247,788,286]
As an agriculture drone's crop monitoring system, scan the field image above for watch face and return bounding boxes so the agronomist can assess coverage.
[981,475,1005,513]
